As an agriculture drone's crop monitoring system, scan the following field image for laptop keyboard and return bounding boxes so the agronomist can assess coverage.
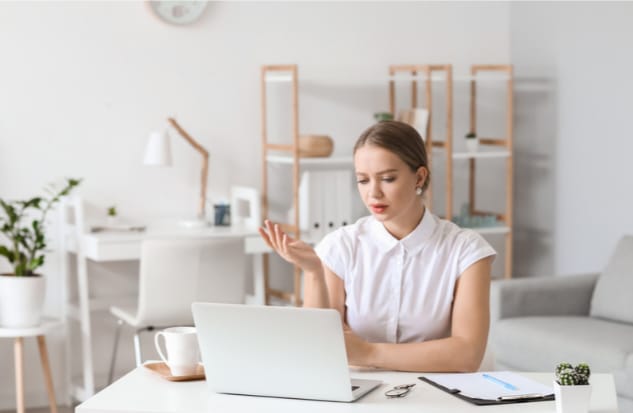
[351,386,359,391]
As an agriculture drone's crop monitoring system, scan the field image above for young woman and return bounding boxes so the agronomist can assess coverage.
[259,121,495,372]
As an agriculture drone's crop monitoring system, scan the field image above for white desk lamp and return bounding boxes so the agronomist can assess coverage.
[144,118,210,228]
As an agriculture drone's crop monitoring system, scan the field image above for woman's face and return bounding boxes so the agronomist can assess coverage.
[354,144,426,224]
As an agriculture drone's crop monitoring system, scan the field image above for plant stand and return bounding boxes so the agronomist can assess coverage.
[0,318,61,413]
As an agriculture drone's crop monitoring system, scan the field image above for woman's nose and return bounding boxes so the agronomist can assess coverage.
[369,181,383,198]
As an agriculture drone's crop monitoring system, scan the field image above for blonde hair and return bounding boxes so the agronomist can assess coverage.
[353,121,430,192]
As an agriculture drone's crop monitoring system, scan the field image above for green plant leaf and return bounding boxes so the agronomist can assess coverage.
[28,256,45,271]
[0,200,18,224]
[21,197,43,210]
[0,245,15,263]
[14,261,26,276]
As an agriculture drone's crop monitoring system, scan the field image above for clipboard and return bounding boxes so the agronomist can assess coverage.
[419,371,555,406]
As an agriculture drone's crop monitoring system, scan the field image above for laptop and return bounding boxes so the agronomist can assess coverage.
[191,302,382,402]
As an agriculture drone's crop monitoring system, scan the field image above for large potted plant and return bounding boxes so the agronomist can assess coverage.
[0,178,81,327]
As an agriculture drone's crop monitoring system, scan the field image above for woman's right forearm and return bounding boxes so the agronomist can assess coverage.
[302,267,331,308]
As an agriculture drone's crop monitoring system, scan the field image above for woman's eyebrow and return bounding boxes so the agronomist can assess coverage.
[355,168,399,175]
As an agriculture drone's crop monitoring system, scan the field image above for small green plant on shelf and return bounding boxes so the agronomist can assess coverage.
[465,131,479,152]
[107,206,117,217]
[373,112,394,122]
[555,362,591,385]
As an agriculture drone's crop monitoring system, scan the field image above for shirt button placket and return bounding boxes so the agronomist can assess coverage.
[390,245,404,342]
[395,245,405,342]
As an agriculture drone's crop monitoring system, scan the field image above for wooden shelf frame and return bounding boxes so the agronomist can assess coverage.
[468,64,514,279]
[259,63,514,304]
[388,64,454,220]
[389,63,514,279]
[260,64,302,306]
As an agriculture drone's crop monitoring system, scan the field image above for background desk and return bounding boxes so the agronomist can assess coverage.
[61,222,268,402]
[76,367,619,413]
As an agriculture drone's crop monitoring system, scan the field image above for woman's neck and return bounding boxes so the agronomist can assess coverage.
[383,204,426,240]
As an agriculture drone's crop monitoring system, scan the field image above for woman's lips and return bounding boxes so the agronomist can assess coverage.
[370,204,388,214]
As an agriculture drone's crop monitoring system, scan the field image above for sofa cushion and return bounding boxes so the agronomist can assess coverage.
[590,235,633,323]
[613,369,633,399]
[615,354,633,400]
[493,316,633,375]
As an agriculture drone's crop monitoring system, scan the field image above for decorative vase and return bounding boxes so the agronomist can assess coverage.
[0,274,46,328]
[553,381,592,413]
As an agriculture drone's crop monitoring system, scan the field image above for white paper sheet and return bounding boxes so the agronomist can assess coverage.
[422,371,554,400]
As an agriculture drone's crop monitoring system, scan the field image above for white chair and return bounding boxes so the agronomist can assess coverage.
[107,237,246,383]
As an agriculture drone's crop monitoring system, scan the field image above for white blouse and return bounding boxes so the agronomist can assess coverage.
[314,211,496,344]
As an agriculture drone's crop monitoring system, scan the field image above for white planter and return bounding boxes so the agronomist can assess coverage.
[466,138,479,152]
[553,381,592,413]
[0,274,46,328]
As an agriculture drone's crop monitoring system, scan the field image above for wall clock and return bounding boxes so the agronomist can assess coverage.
[148,1,208,25]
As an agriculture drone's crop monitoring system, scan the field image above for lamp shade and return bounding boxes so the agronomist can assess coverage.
[143,131,172,166]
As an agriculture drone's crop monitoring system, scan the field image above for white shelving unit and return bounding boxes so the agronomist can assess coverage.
[388,64,454,220]
[472,226,511,235]
[390,63,514,278]
[266,155,353,167]
[450,150,511,160]
[466,64,514,278]
[261,65,355,306]
[261,63,515,288]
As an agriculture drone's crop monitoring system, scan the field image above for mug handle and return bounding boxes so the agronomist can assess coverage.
[154,332,168,365]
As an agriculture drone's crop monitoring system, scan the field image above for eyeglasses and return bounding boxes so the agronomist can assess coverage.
[385,383,416,398]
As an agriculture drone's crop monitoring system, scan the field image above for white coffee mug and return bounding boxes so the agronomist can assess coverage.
[154,326,200,376]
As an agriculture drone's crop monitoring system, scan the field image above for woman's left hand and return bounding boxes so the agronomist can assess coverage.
[343,324,374,367]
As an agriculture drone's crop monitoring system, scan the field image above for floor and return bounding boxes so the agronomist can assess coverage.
[0,406,74,413]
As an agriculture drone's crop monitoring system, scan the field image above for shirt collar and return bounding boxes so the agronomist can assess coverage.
[367,209,437,254]
[401,209,437,254]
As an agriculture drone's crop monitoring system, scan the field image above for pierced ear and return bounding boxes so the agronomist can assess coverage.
[416,166,429,188]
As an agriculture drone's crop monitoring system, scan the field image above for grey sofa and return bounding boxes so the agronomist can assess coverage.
[490,236,633,413]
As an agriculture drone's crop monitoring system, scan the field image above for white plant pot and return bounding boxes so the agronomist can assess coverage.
[466,138,479,152]
[553,381,592,413]
[0,274,46,328]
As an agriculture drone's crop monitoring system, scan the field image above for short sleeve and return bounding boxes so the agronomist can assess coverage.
[457,230,497,275]
[314,229,348,280]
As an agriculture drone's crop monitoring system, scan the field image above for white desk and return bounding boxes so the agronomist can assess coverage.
[76,367,619,413]
[68,223,265,261]
[61,221,268,402]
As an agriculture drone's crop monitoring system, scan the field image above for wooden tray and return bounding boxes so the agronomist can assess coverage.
[144,362,205,381]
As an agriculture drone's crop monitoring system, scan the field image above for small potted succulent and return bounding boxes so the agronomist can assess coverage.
[553,362,592,413]
[465,131,479,152]
[373,112,394,122]
[0,178,81,327]
[107,205,118,226]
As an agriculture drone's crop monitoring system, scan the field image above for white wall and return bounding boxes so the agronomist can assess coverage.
[510,2,633,275]
[9,1,633,409]
[0,1,514,408]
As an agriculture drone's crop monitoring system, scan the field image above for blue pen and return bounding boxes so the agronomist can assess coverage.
[482,373,518,391]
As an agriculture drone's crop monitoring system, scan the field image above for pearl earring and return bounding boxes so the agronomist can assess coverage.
[416,187,423,195]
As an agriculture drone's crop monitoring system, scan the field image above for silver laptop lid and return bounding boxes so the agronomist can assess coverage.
[192,303,354,401]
